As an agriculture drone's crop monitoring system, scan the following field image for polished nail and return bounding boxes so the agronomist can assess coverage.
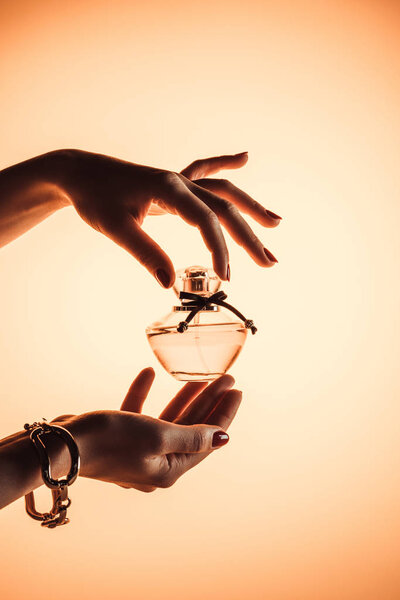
[237,151,248,156]
[226,263,231,281]
[265,209,282,220]
[155,268,170,288]
[212,431,230,448]
[264,248,278,263]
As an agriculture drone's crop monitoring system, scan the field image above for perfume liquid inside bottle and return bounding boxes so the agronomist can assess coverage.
[146,267,249,382]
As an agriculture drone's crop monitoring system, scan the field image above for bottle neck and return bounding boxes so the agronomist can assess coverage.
[173,305,219,312]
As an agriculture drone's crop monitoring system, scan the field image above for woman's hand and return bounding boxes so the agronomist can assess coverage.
[0,369,240,509]
[54,368,241,492]
[51,149,281,287]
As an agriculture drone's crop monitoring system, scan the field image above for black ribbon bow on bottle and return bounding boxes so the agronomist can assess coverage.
[177,290,257,334]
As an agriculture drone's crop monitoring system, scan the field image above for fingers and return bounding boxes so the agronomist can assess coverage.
[180,152,281,228]
[163,422,229,454]
[170,389,243,474]
[180,151,248,180]
[101,213,175,288]
[193,178,281,228]
[182,178,278,267]
[178,374,235,424]
[120,367,155,413]
[205,389,242,430]
[158,381,208,422]
[158,175,230,280]
[155,387,242,483]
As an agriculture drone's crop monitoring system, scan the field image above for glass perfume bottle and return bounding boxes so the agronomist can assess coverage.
[146,266,257,382]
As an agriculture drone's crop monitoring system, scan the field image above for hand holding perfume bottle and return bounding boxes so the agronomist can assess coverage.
[146,266,256,381]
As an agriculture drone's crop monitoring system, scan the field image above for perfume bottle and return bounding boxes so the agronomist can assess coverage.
[146,266,257,382]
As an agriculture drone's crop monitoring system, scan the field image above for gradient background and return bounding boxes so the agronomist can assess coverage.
[1,1,400,599]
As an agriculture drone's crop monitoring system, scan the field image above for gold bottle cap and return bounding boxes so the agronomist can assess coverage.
[173,266,221,298]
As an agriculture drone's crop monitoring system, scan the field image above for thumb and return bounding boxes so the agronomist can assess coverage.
[120,367,155,413]
[102,214,175,288]
[165,423,229,454]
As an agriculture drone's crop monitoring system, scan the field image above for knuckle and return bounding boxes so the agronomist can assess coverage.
[191,159,204,173]
[194,177,208,186]
[141,487,156,494]
[243,229,260,248]
[159,170,180,189]
[191,428,205,453]
[249,230,261,245]
[219,178,233,189]
[99,211,124,236]
[188,159,200,171]
[201,207,218,225]
[154,470,176,489]
[222,201,239,217]
[147,425,166,454]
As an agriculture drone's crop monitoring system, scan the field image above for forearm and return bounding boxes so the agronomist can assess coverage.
[0,415,93,510]
[0,151,71,247]
[0,431,48,509]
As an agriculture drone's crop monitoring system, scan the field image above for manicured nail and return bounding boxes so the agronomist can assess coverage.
[264,248,278,263]
[265,209,282,220]
[155,268,170,288]
[212,431,230,448]
[226,263,231,281]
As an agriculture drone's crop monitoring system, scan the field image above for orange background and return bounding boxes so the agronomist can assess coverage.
[1,1,400,599]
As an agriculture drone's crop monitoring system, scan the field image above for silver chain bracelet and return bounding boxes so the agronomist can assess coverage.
[24,419,80,528]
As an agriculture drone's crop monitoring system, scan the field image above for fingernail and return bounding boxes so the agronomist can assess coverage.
[212,431,230,448]
[265,209,282,220]
[155,268,170,288]
[264,248,278,263]
[236,151,248,156]
[226,264,231,281]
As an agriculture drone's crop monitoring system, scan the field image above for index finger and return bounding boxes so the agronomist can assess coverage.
[166,389,243,479]
[180,152,248,180]
[158,174,230,280]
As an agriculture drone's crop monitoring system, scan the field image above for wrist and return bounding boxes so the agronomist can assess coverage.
[0,150,75,248]
[0,424,75,509]
[34,150,76,208]
[0,414,101,510]
[62,412,107,480]
[0,150,72,213]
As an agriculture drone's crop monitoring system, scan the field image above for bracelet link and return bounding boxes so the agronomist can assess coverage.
[24,420,80,528]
